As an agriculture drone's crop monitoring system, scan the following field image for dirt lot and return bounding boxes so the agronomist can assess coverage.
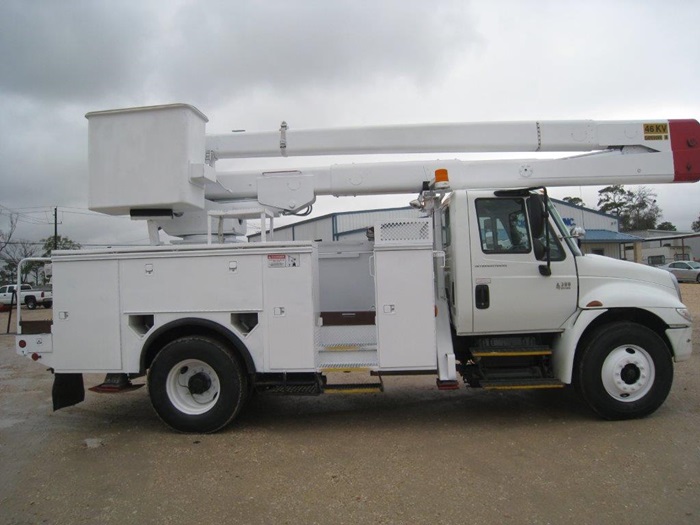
[1,285,699,525]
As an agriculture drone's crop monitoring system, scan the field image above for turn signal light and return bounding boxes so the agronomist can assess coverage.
[18,340,26,348]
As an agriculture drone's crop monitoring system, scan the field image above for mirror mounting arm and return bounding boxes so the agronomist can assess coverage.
[538,187,552,277]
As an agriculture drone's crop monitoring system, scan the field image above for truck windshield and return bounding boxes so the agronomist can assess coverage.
[548,201,582,256]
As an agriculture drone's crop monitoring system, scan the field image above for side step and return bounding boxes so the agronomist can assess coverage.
[259,383,322,395]
[255,373,323,395]
[322,367,384,394]
[470,345,552,358]
[480,378,564,390]
[324,382,384,394]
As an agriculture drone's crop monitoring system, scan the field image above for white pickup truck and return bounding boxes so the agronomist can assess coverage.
[0,284,52,309]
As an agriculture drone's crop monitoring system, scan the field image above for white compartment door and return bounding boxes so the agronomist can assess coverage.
[375,249,437,369]
[263,252,317,371]
[52,260,122,371]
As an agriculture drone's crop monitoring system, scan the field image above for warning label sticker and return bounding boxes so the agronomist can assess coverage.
[643,123,669,141]
[267,254,299,268]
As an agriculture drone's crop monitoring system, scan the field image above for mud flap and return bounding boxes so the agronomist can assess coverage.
[52,373,85,411]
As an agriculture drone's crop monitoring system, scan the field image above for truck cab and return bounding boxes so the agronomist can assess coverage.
[445,189,579,335]
[442,188,692,418]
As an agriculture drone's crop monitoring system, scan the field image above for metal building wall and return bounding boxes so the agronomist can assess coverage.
[553,200,619,231]
[335,208,424,238]
[249,216,334,242]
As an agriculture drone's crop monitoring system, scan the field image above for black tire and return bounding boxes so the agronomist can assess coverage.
[148,336,247,433]
[25,296,37,310]
[43,301,52,308]
[575,321,673,420]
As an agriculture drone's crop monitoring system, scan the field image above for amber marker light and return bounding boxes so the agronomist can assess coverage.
[434,168,450,190]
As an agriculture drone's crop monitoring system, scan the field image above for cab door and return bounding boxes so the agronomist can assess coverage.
[468,194,577,334]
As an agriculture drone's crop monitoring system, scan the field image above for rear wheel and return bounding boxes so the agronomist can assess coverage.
[575,322,673,420]
[148,336,247,433]
[26,296,37,310]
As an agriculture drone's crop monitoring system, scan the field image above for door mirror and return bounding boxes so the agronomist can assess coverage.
[570,226,586,238]
[527,194,545,238]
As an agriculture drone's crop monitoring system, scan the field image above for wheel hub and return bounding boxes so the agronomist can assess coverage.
[601,345,655,402]
[188,372,212,395]
[165,359,221,415]
[620,363,641,385]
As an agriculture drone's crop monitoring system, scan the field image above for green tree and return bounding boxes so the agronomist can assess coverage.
[562,196,586,207]
[656,221,676,231]
[597,185,633,229]
[597,185,662,231]
[692,213,700,232]
[42,235,81,256]
[627,187,660,231]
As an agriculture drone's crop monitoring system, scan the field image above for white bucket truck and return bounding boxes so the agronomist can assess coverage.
[15,104,698,432]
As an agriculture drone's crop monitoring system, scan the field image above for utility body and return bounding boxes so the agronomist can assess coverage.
[16,104,698,432]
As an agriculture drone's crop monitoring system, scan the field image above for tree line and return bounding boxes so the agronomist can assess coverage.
[0,224,80,284]
[565,185,700,233]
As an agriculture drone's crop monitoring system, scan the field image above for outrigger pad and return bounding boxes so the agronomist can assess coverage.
[88,373,144,394]
[52,373,85,411]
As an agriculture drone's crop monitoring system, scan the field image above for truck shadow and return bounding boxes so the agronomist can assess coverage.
[231,384,595,434]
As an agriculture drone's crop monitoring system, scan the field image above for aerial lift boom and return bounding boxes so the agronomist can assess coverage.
[85,105,700,240]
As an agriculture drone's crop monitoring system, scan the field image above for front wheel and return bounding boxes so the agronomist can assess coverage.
[575,322,673,420]
[148,336,247,433]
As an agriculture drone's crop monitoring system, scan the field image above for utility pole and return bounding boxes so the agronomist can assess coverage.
[54,207,58,251]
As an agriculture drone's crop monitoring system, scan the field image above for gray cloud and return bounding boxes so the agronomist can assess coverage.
[0,0,155,103]
[153,0,480,104]
[0,0,698,244]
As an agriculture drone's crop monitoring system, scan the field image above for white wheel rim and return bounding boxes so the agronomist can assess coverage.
[166,359,220,415]
[601,345,655,402]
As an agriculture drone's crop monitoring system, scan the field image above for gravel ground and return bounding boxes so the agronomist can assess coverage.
[1,284,699,525]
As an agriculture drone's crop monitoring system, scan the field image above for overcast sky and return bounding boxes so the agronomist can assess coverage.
[1,0,699,245]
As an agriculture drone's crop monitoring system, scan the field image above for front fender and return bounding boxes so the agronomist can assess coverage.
[578,279,684,310]
[552,309,606,384]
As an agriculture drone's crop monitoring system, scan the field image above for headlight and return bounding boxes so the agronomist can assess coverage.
[676,308,693,323]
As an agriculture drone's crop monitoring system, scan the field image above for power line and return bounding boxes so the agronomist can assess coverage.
[0,205,51,225]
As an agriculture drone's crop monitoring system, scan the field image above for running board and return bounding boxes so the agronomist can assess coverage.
[479,378,564,390]
[470,346,552,358]
[324,382,384,394]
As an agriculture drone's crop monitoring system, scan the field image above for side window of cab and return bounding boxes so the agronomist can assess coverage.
[475,198,531,254]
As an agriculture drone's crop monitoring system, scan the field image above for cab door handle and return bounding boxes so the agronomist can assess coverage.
[475,284,490,309]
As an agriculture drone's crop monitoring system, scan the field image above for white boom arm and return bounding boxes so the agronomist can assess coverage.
[85,104,700,240]
[206,120,682,157]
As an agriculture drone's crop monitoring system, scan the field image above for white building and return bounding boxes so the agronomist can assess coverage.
[552,199,643,260]
[627,230,700,265]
